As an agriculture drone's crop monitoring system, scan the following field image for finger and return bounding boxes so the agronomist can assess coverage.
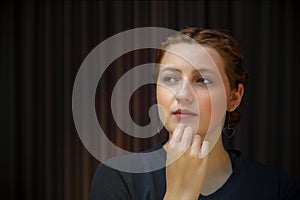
[199,140,210,158]
[189,134,202,156]
[181,127,194,149]
[169,123,185,144]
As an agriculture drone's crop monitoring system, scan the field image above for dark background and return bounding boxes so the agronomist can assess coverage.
[1,1,300,200]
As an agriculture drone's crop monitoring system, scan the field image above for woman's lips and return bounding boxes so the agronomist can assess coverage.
[172,109,198,119]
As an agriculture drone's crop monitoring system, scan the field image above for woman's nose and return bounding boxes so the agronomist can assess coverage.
[175,80,194,103]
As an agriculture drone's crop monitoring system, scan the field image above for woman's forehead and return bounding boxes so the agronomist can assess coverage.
[160,43,225,74]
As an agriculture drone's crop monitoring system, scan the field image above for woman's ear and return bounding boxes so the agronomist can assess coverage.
[227,83,244,112]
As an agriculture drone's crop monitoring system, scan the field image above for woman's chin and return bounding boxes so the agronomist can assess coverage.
[164,121,207,137]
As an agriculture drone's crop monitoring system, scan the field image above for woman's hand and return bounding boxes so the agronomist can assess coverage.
[163,124,210,200]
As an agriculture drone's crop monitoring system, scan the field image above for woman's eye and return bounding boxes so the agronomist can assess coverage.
[197,77,211,85]
[163,76,178,82]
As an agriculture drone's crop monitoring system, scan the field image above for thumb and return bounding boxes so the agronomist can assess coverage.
[199,140,210,158]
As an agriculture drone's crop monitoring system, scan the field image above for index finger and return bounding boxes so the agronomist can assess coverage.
[169,123,185,145]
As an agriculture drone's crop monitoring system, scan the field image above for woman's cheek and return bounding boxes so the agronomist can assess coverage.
[195,91,212,132]
[207,88,227,128]
[156,86,171,124]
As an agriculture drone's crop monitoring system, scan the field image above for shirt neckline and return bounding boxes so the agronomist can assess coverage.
[198,149,241,199]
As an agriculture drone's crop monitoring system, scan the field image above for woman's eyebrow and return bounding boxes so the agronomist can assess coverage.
[160,67,181,73]
[193,68,216,75]
[159,66,217,75]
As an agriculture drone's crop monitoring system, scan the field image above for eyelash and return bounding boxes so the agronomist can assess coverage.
[196,77,212,85]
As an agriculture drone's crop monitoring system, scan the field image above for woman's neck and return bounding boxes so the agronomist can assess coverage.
[201,136,232,195]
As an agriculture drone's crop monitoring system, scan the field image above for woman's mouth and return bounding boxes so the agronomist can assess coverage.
[172,109,198,119]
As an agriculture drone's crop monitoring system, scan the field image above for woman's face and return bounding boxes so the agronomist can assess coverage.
[156,43,237,139]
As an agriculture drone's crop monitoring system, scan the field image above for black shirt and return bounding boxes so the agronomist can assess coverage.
[89,144,300,200]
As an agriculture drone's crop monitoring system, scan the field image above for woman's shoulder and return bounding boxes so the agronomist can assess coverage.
[230,149,295,180]
[228,149,300,199]
[89,163,132,200]
[89,143,167,200]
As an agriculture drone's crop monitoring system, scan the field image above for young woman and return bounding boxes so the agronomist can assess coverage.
[89,27,300,199]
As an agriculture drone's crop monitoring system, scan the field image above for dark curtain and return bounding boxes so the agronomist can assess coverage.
[1,1,299,200]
